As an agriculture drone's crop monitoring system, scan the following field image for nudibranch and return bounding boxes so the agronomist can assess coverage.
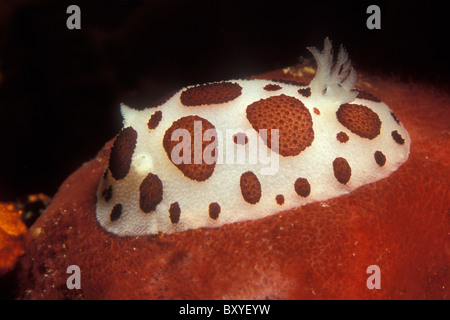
[96,38,410,236]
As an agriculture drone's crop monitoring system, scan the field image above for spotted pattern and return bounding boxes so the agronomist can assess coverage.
[357,90,381,102]
[139,173,163,213]
[264,84,282,91]
[298,87,311,97]
[169,202,181,224]
[275,194,285,205]
[163,115,218,181]
[110,204,122,222]
[102,186,113,202]
[294,178,311,197]
[240,171,262,204]
[180,82,242,106]
[209,202,221,220]
[336,104,381,140]
[392,130,405,145]
[333,157,351,184]
[108,127,137,180]
[374,151,386,167]
[246,94,314,156]
[336,131,349,143]
[148,110,162,130]
[391,112,400,124]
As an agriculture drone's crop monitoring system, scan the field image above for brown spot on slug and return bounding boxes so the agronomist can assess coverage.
[240,171,261,204]
[336,131,349,143]
[102,186,113,202]
[298,87,311,97]
[336,104,381,140]
[147,110,162,130]
[374,151,386,167]
[108,127,137,180]
[392,130,405,145]
[110,204,122,222]
[169,202,181,224]
[333,157,352,184]
[264,84,282,91]
[275,194,285,205]
[246,94,314,156]
[180,82,242,106]
[294,178,311,198]
[139,173,163,213]
[163,115,217,181]
[209,202,221,220]
[391,112,401,124]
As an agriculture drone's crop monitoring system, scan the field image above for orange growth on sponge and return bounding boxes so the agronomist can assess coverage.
[0,203,27,275]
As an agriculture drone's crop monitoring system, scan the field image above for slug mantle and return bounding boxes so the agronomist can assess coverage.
[96,38,411,236]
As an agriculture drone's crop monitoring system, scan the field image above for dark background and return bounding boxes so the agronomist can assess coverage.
[0,0,448,202]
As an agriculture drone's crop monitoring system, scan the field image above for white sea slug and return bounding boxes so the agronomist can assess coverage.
[96,38,411,236]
